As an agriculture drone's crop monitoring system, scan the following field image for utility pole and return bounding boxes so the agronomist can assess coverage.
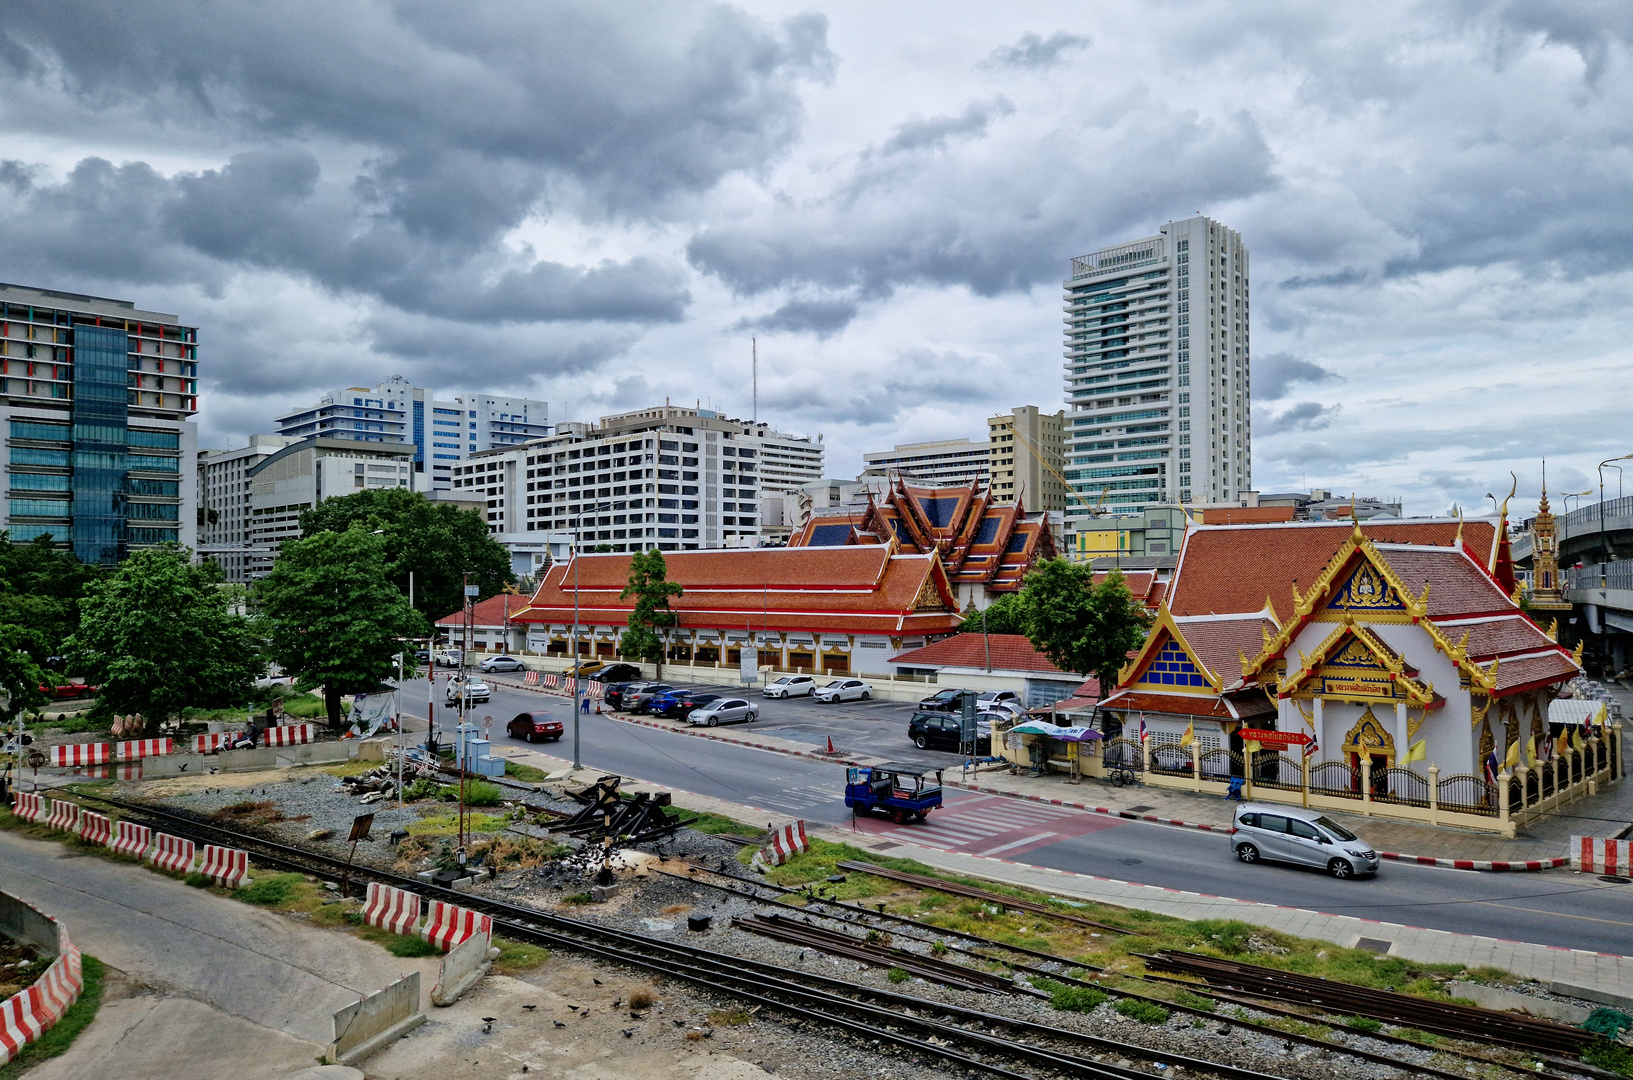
[752,337,758,424]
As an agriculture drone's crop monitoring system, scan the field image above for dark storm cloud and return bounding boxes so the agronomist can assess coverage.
[1490,0,1633,84]
[689,108,1277,307]
[879,98,1015,156]
[737,297,860,338]
[1253,352,1341,401]
[983,31,1091,70]
[1257,400,1338,436]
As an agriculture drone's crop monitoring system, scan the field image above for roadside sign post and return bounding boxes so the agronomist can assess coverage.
[960,691,978,777]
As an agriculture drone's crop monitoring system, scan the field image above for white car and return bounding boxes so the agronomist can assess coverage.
[763,674,817,698]
[445,677,490,705]
[435,648,464,666]
[977,690,1022,709]
[814,678,871,703]
[688,697,760,726]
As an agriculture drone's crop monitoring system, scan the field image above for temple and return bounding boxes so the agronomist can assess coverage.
[786,476,1057,604]
[1528,464,1571,613]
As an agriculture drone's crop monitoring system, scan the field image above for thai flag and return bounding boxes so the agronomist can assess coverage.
[1303,731,1319,759]
[1483,750,1499,785]
[1138,714,1147,742]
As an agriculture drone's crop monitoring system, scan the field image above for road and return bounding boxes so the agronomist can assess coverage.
[400,672,1633,957]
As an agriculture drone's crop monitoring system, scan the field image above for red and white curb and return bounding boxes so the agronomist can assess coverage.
[489,677,1570,875]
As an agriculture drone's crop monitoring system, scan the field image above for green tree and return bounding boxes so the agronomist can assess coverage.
[0,622,50,724]
[297,488,512,624]
[956,592,1028,635]
[65,546,261,721]
[0,533,104,653]
[258,528,425,728]
[1015,559,1151,697]
[619,551,683,676]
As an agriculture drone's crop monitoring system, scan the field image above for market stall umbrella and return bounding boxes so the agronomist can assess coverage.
[1008,721,1102,741]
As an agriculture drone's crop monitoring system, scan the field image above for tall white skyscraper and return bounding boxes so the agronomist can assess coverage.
[1061,216,1250,535]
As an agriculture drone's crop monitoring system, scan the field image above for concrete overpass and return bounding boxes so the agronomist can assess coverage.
[1514,496,1633,678]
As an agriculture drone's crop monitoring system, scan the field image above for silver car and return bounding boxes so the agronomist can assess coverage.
[814,678,871,703]
[478,655,527,673]
[1232,803,1378,878]
[688,697,759,726]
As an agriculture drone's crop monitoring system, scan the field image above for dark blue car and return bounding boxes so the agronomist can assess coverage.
[648,688,694,716]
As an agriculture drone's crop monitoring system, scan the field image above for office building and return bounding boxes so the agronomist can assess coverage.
[987,405,1067,510]
[274,376,548,490]
[243,437,416,576]
[1,282,197,565]
[1062,216,1251,538]
[451,404,825,561]
[197,434,295,581]
[862,437,989,486]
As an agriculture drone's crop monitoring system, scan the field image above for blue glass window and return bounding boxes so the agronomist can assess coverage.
[11,497,71,517]
[127,454,180,474]
[70,324,131,566]
[125,478,179,497]
[127,502,179,521]
[7,525,62,541]
[10,447,71,467]
[127,527,179,545]
[10,473,72,492]
[9,420,71,442]
[126,428,180,449]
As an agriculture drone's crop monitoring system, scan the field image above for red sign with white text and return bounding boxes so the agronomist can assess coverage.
[1239,728,1311,749]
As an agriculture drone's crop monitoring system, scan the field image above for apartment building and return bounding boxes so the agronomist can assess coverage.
[243,438,415,576]
[197,434,295,581]
[1062,216,1251,538]
[452,405,825,558]
[861,438,989,486]
[1,282,198,565]
[987,405,1067,511]
[275,376,548,490]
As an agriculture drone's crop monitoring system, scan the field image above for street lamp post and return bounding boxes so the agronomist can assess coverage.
[570,501,614,771]
[1598,455,1633,569]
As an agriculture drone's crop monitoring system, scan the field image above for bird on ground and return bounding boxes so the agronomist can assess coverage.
[481,1017,496,1033]
[579,1010,588,1018]
[522,1004,536,1011]
[593,978,602,985]
[621,1029,635,1038]
[552,1020,566,1029]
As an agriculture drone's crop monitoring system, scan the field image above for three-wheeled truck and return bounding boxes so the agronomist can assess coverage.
[844,762,944,824]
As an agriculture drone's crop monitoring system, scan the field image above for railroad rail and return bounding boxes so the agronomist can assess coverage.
[80,793,1290,1080]
[835,860,1128,933]
[1142,950,1597,1058]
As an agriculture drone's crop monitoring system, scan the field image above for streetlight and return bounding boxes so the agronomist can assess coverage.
[1563,489,1594,517]
[570,501,614,771]
[1598,454,1633,567]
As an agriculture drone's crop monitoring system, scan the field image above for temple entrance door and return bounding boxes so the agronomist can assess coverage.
[1341,708,1394,793]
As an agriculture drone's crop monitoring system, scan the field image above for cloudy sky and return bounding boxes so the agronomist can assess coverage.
[3,1,1631,517]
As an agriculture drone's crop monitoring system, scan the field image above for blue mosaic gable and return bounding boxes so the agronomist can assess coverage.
[1135,638,1209,688]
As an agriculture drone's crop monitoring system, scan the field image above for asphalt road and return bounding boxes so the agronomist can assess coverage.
[401,672,1633,956]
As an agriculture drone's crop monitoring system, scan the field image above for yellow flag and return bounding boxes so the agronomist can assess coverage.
[1525,735,1537,766]
[1179,722,1194,748]
[1572,729,1585,752]
[1243,740,1261,755]
[1503,738,1519,769]
[1406,739,1427,764]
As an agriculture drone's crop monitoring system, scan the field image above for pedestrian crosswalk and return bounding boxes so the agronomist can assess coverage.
[852,792,1123,859]
[754,783,846,814]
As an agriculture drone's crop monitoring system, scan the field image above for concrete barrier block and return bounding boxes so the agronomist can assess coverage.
[327,971,423,1066]
[430,929,491,1007]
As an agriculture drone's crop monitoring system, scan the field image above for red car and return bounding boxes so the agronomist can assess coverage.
[39,681,97,700]
[506,711,563,743]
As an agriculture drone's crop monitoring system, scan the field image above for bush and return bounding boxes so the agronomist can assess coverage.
[1114,998,1171,1025]
[383,934,439,958]
[628,987,655,1010]
[886,967,910,984]
[1036,979,1108,1013]
[1583,1039,1633,1078]
[1346,1015,1383,1034]
[402,778,442,802]
[184,872,210,888]
[233,872,303,906]
[462,780,504,807]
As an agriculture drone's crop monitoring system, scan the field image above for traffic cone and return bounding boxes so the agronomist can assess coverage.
[825,735,837,755]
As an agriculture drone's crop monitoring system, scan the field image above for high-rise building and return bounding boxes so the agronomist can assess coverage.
[197,434,295,581]
[243,437,417,576]
[862,438,990,486]
[274,376,548,490]
[1062,216,1250,537]
[451,404,825,560]
[1,282,198,565]
[987,405,1067,511]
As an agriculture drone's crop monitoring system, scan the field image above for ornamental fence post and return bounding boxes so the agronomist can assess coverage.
[1427,763,1440,827]
[1359,756,1373,817]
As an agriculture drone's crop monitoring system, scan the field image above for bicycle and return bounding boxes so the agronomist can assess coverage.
[1107,763,1138,787]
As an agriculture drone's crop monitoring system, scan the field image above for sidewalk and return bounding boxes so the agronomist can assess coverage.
[524,684,1626,870]
[487,740,1633,1005]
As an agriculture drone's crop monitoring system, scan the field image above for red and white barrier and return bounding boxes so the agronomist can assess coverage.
[263,724,314,747]
[116,738,172,761]
[1572,835,1633,875]
[50,743,109,768]
[76,810,111,847]
[198,845,250,888]
[193,732,227,754]
[524,671,540,685]
[44,800,78,834]
[0,914,81,1066]
[11,792,45,823]
[363,882,423,936]
[585,682,604,700]
[421,899,491,951]
[34,931,82,1017]
[543,674,563,688]
[147,832,196,874]
[752,820,809,868]
[111,820,152,859]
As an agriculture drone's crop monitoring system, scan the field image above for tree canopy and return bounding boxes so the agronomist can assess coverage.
[298,488,512,623]
[0,533,103,653]
[1013,559,1151,696]
[65,546,261,721]
[956,592,1027,635]
[619,550,683,671]
[258,527,424,727]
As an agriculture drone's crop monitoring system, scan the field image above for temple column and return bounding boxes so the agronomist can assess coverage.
[1394,702,1410,769]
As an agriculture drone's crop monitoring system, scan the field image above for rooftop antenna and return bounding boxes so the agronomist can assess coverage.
[752,336,758,423]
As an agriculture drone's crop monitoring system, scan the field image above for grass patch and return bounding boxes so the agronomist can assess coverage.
[468,834,569,871]
[323,760,381,778]
[1269,1016,1332,1039]
[1172,989,1217,1012]
[28,713,111,737]
[563,893,594,905]
[759,839,944,901]
[183,871,210,888]
[708,1007,754,1027]
[628,986,655,1011]
[233,872,304,906]
[1035,979,1108,1013]
[211,799,285,826]
[1584,1040,1633,1078]
[678,810,762,836]
[491,936,549,976]
[406,806,511,836]
[1393,1027,1442,1046]
[886,967,910,984]
[459,780,504,807]
[1346,1016,1383,1034]
[1114,998,1171,1025]
[0,955,106,1080]
[357,926,440,957]
[504,760,548,783]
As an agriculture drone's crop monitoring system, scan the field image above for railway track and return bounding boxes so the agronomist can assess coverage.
[83,793,1294,1080]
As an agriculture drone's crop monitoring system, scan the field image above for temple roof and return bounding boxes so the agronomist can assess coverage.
[435,593,533,628]
[889,633,1079,676]
[515,546,962,637]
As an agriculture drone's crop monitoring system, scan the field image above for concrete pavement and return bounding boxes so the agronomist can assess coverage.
[0,828,436,1080]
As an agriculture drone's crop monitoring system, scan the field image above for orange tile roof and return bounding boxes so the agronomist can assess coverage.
[888,633,1077,675]
[435,593,533,627]
[514,547,962,636]
[1168,520,1497,617]
[1176,615,1278,686]
[1097,689,1274,719]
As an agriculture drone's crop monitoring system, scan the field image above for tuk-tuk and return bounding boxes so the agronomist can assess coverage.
[844,763,944,824]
